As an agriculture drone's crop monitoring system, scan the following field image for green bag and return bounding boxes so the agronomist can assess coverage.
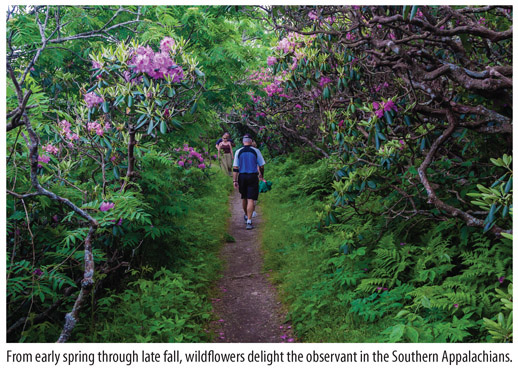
[259,180,273,193]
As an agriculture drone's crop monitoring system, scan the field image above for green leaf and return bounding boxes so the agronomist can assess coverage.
[389,324,405,342]
[190,101,198,114]
[160,120,167,134]
[405,326,419,343]
[421,296,431,308]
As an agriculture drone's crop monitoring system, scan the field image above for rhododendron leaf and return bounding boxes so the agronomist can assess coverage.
[383,111,392,124]
[103,138,112,150]
[86,84,97,93]
[114,95,124,106]
[113,166,120,179]
[147,119,155,135]
[402,5,410,20]
[102,101,109,113]
[190,101,198,114]
[194,68,204,77]
[160,120,167,134]
[128,95,133,107]
[171,119,183,129]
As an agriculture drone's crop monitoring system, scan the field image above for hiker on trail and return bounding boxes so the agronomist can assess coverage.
[215,132,235,149]
[233,135,265,230]
[216,133,234,176]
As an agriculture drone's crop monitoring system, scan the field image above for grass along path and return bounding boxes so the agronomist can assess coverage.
[211,189,294,343]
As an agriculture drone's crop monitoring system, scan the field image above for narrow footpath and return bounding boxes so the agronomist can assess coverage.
[211,190,294,343]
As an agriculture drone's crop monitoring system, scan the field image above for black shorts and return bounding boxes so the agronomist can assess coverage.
[238,173,259,200]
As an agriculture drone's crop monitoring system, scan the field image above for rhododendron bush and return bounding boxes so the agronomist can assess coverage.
[241,5,512,238]
[5,6,217,342]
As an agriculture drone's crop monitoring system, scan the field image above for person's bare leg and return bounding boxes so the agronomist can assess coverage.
[247,199,254,222]
[242,198,248,218]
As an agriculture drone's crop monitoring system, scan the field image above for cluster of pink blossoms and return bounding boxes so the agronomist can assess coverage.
[87,121,111,136]
[99,202,115,212]
[373,100,397,119]
[129,38,184,82]
[59,120,80,142]
[37,154,50,167]
[175,144,207,169]
[267,56,277,66]
[264,82,284,97]
[276,32,315,54]
[319,76,333,87]
[84,92,104,108]
[42,143,59,155]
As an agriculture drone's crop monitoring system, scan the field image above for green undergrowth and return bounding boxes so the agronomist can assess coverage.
[261,155,512,343]
[78,167,233,342]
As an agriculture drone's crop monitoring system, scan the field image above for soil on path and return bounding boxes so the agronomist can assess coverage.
[211,189,294,343]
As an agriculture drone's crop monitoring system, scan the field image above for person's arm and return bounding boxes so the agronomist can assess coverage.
[232,150,239,188]
[258,165,265,181]
[257,149,266,181]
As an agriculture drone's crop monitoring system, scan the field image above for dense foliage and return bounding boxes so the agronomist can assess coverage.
[262,154,512,342]
[5,5,512,343]
[242,5,512,236]
[6,5,267,342]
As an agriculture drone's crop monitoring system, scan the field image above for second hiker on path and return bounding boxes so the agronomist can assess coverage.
[233,135,265,230]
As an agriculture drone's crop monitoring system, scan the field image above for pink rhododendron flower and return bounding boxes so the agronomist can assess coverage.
[384,100,397,112]
[37,154,50,167]
[160,37,176,53]
[99,202,115,212]
[178,160,185,167]
[129,43,184,82]
[42,143,59,155]
[308,10,318,21]
[66,132,80,141]
[498,276,505,283]
[84,92,104,108]
[267,56,277,66]
[319,76,332,86]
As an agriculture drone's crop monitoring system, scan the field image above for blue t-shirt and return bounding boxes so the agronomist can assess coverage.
[233,146,265,174]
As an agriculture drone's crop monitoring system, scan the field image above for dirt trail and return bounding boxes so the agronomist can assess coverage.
[211,189,294,343]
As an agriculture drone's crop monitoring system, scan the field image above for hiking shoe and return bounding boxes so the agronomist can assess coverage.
[246,222,253,230]
[252,211,257,218]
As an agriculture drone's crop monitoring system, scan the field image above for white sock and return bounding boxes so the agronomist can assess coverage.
[247,219,252,224]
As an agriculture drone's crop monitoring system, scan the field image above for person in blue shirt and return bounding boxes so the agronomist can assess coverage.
[233,135,265,230]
